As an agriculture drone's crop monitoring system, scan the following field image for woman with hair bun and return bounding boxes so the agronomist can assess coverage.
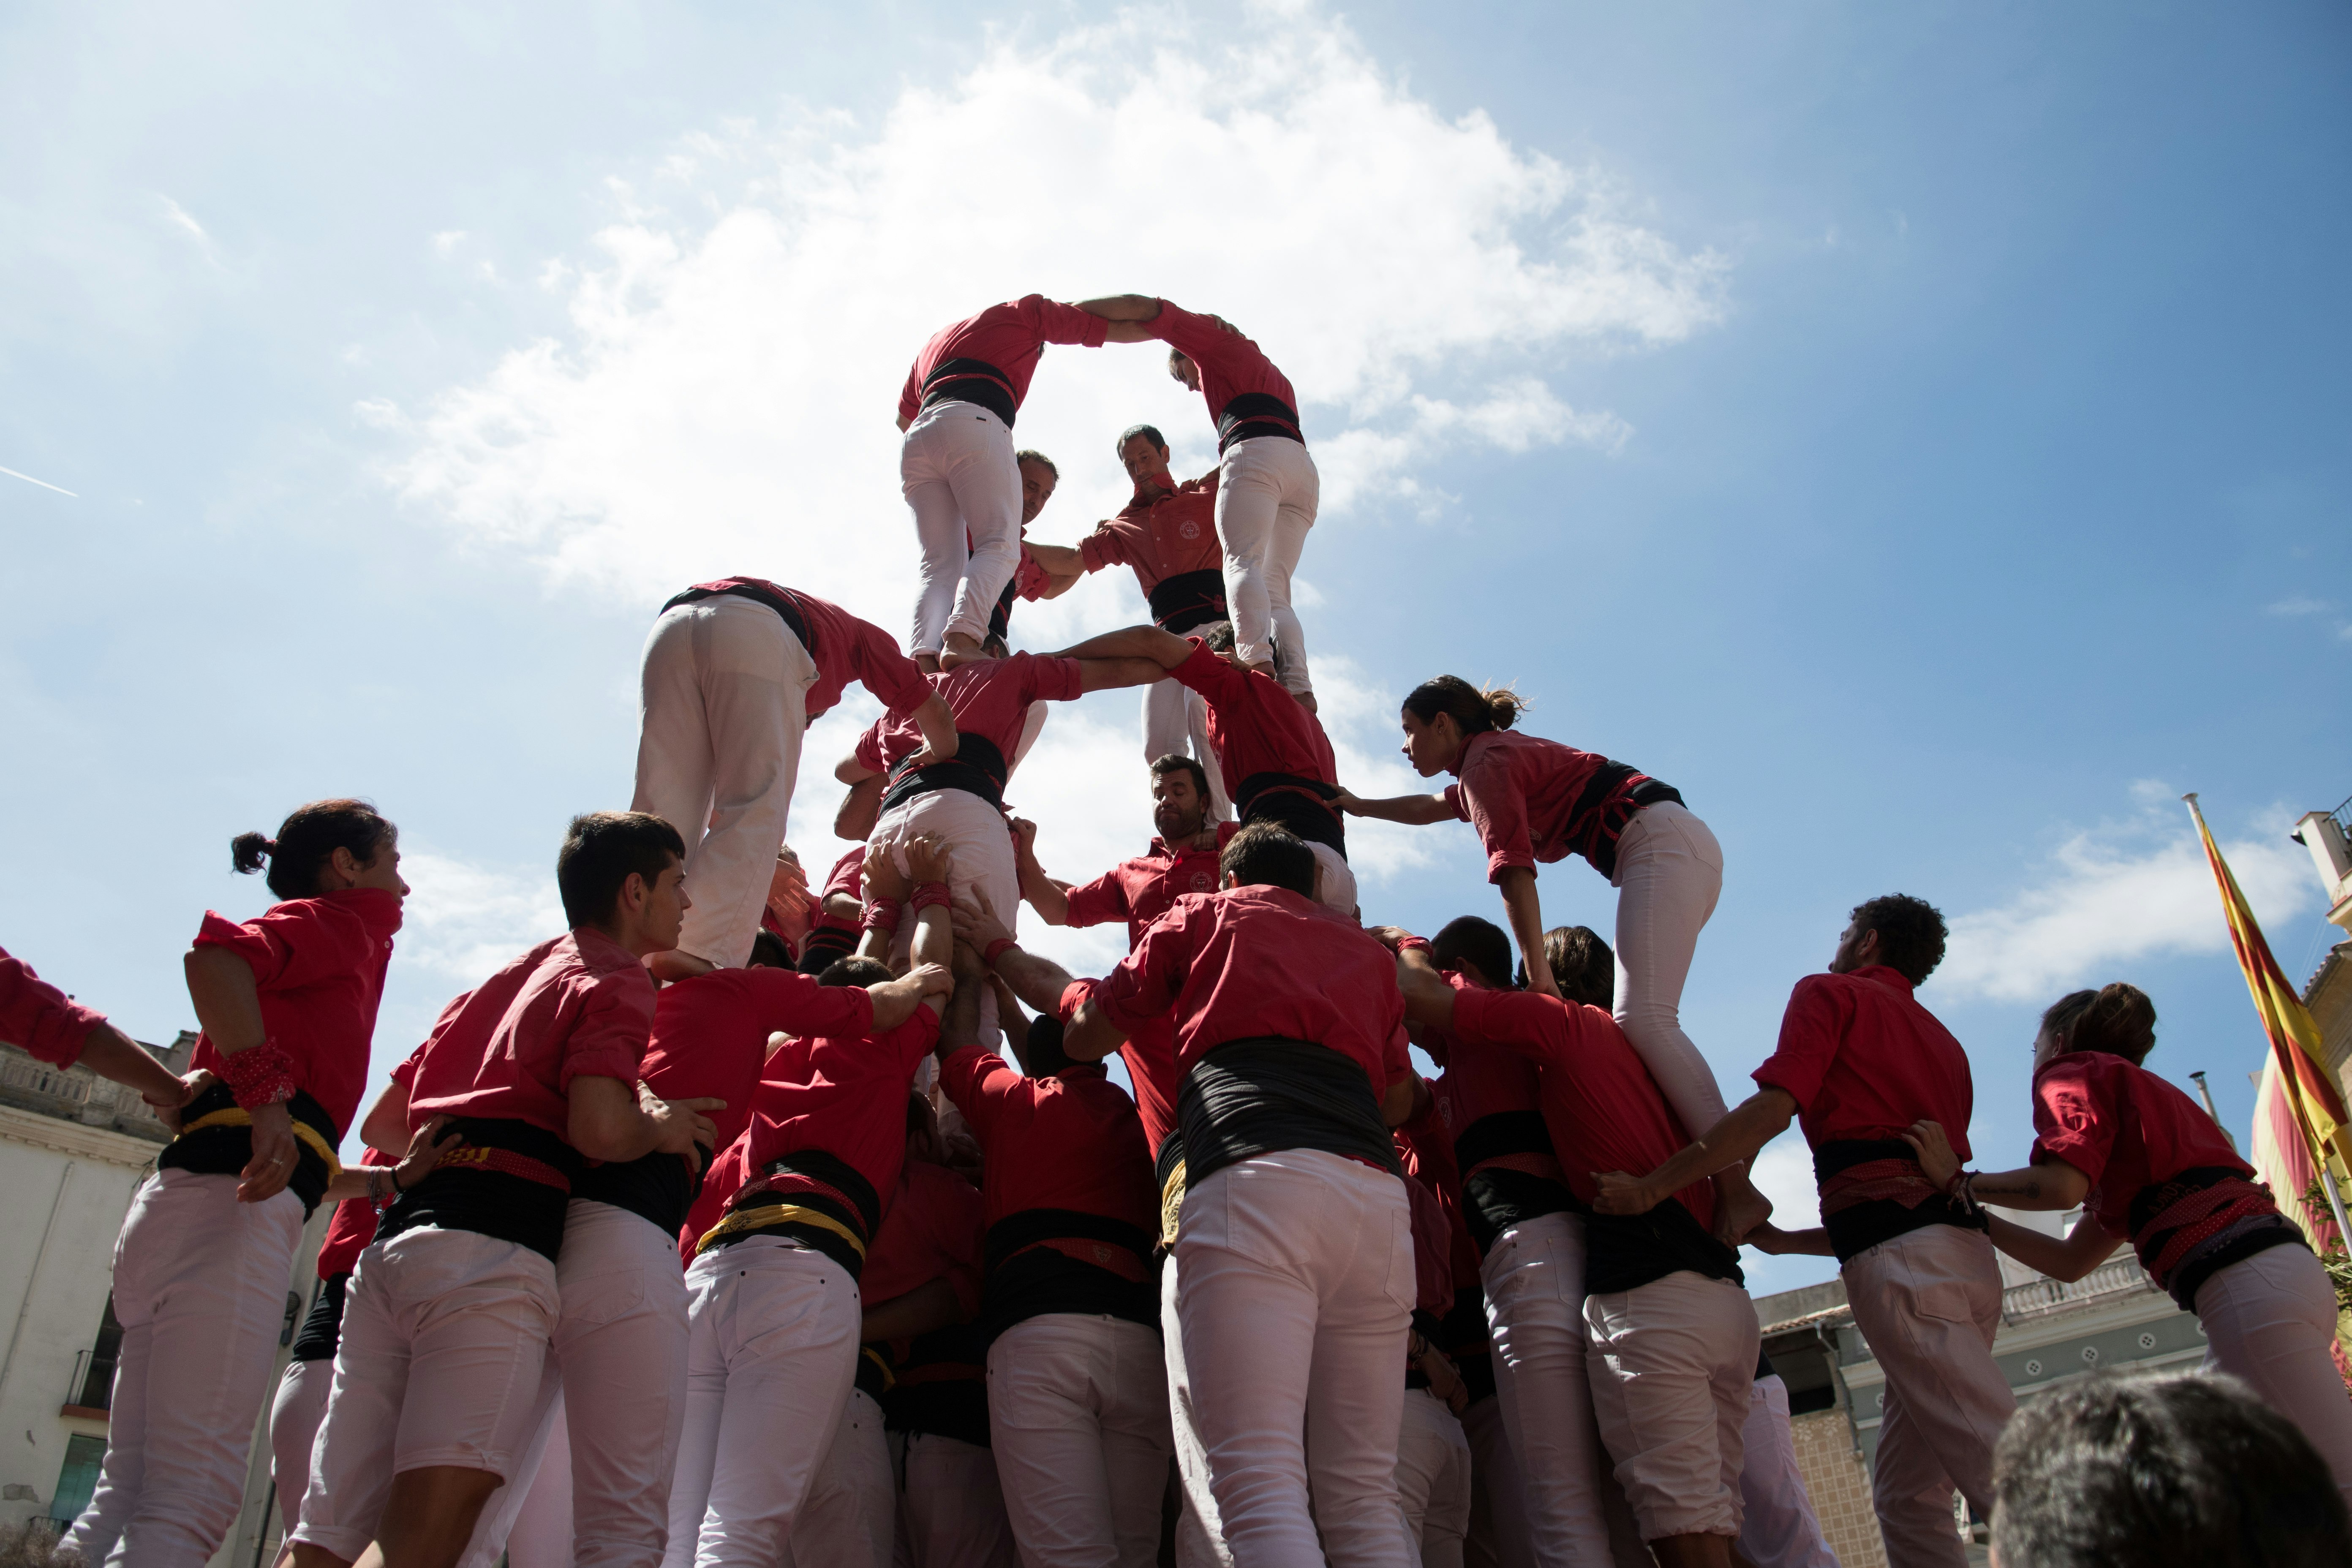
[65,798,409,1568]
[1338,676,1753,1226]
[1903,983,2352,1502]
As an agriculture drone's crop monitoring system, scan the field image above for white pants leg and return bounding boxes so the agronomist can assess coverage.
[267,1358,334,1536]
[1213,438,1319,695]
[1393,1388,1474,1568]
[1141,677,1232,820]
[557,1201,693,1568]
[1478,1212,1612,1568]
[66,1169,304,1568]
[902,403,1023,651]
[663,1238,861,1568]
[1162,1257,1233,1568]
[456,1363,564,1568]
[987,1314,1174,1568]
[294,1227,561,1560]
[1176,1149,1416,1568]
[1734,1376,1836,1568]
[632,594,818,969]
[2197,1243,2352,1506]
[1607,803,1729,1138]
[1309,843,1358,918]
[1839,1225,2012,1568]
[781,1389,894,1568]
[873,788,1020,1045]
[1582,1271,1757,1544]
[1457,1396,1535,1568]
[898,1432,1020,1568]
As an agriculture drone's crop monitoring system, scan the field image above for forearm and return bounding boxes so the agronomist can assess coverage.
[566,1078,660,1163]
[1049,626,1189,668]
[1960,1162,2089,1212]
[1016,859,1071,926]
[1078,656,1171,693]
[1073,294,1162,322]
[1987,1214,2121,1282]
[76,1024,188,1105]
[1496,870,1548,988]
[1641,1091,1797,1196]
[991,945,1079,1017]
[1347,793,1454,825]
[861,1277,965,1342]
[913,695,958,760]
[1063,997,1128,1063]
[183,948,267,1053]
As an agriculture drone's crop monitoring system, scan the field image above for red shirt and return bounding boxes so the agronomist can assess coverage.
[938,1048,1157,1236]
[1400,1142,1459,1318]
[1397,1104,1482,1292]
[740,1008,941,1229]
[1451,984,1712,1231]
[685,580,932,724]
[190,887,403,1138]
[896,297,1110,424]
[1426,1019,1547,1152]
[853,653,1083,776]
[642,969,878,1161]
[1753,966,1976,1171]
[314,1148,393,1278]
[862,1159,987,1323]
[1169,640,1337,799]
[2030,1051,2257,1240]
[1094,885,1410,1095]
[1443,730,1663,883]
[405,926,655,1141]
[0,945,109,1069]
[681,1130,751,1264]
[1078,473,1223,600]
[1151,301,1301,432]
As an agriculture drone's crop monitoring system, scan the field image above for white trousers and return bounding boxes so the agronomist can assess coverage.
[874,787,1019,1046]
[2197,1242,2352,1508]
[1456,1396,1534,1568]
[268,1356,334,1540]
[467,1386,574,1568]
[904,402,1023,651]
[1394,1388,1473,1568]
[66,1169,303,1568]
[634,593,819,969]
[1477,1212,1612,1568]
[781,1389,894,1568]
[664,1237,862,1568]
[1214,436,1318,695]
[1607,802,1730,1139]
[893,1431,1020,1568]
[292,1226,561,1560]
[1735,1376,1836,1568]
[1176,1149,1416,1568]
[1161,1253,1233,1568]
[1582,1271,1756,1544]
[987,1314,1175,1568]
[556,1200,693,1568]
[1308,841,1360,920]
[1142,675,1232,820]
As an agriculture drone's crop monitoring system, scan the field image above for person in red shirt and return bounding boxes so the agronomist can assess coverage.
[933,942,1170,1568]
[1391,1113,1476,1565]
[1337,675,1764,1237]
[664,840,954,1567]
[975,822,1420,1568]
[1045,622,1358,915]
[292,812,716,1568]
[1903,982,2352,1505]
[634,576,956,979]
[897,297,1112,667]
[0,945,197,1110]
[63,800,406,1568]
[1078,296,1321,701]
[1591,894,2008,1568]
[1388,922,1759,1567]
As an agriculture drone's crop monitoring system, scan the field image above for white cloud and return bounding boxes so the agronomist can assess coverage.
[1928,785,2319,1004]
[386,4,1726,636]
[432,229,467,257]
[2267,596,2329,617]
[158,195,208,244]
[398,848,567,985]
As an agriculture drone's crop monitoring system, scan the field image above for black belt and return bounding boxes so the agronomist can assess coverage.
[880,732,1009,814]
[1176,1037,1400,1189]
[919,356,1018,428]
[1234,772,1345,857]
[1215,392,1305,454]
[1148,568,1228,634]
[662,582,815,659]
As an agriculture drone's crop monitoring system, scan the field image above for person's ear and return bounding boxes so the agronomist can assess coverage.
[326,845,361,889]
[1220,871,1238,890]
[621,871,650,916]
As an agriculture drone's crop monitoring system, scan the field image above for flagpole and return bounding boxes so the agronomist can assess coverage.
[2186,791,2352,1251]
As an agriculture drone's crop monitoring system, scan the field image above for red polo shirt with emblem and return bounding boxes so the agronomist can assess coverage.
[1078,472,1223,601]
[1752,965,1976,1173]
[2030,1051,2257,1240]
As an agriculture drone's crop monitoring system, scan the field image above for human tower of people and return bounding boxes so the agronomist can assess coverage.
[6,291,2350,1568]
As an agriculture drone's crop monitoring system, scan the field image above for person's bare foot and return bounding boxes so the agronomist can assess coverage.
[914,651,942,674]
[939,632,986,669]
[646,948,717,984]
[1713,1166,1775,1247]
[1292,689,1318,715]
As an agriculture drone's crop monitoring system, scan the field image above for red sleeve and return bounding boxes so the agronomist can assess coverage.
[557,971,657,1089]
[1094,904,1195,1034]
[841,614,936,717]
[853,720,888,775]
[885,1008,944,1076]
[2028,1056,2116,1185]
[1023,654,1085,704]
[1015,547,1051,601]
[749,969,877,1038]
[1021,294,1111,348]
[1752,976,1850,1111]
[1152,300,1249,368]
[1061,870,1132,930]
[193,901,376,994]
[937,1043,1019,1143]
[0,946,106,1068]
[1078,520,1133,573]
[1446,753,1534,883]
[823,849,866,901]
[1447,985,1564,1065]
[1168,638,1244,701]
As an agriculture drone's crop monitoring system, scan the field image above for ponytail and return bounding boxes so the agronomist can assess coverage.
[1403,675,1524,736]
[231,798,397,900]
[2058,983,2158,1065]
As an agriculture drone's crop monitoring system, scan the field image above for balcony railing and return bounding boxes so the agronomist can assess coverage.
[2001,1257,2157,1323]
[0,1046,172,1140]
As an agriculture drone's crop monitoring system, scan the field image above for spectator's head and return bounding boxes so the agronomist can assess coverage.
[232,799,404,902]
[1221,822,1316,899]
[1151,754,1214,842]
[1433,916,1514,991]
[2037,983,2158,1067]
[1990,1370,2348,1568]
[1541,926,1616,1009]
[557,811,689,953]
[1015,449,1058,523]
[1118,424,1172,488]
[1020,1014,1076,1076]
[1832,893,1947,985]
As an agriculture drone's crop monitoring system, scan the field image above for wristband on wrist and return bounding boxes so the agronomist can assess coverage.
[861,900,903,935]
[1396,935,1432,953]
[219,1041,297,1111]
[1056,980,1094,1025]
[983,936,1017,966]
[909,881,952,913]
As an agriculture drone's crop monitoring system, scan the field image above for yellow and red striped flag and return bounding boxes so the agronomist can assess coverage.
[2186,794,2352,1176]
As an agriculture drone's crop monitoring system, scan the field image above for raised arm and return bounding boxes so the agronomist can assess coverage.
[1010,820,1073,927]
[1024,542,1086,600]
[903,837,955,1016]
[1590,1088,1799,1217]
[833,773,885,843]
[1496,868,1556,1000]
[1073,294,1164,322]
[1077,656,1170,694]
[1048,624,1192,669]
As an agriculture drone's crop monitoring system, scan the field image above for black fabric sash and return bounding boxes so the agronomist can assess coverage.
[289,1273,349,1364]
[574,1143,707,1237]
[378,1117,584,1263]
[2126,1165,2255,1235]
[1584,1199,1744,1296]
[158,1082,341,1218]
[1176,1037,1401,1189]
[882,1320,993,1447]
[1234,771,1345,857]
[920,356,1019,428]
[661,582,814,657]
[1814,1136,1985,1261]
[1813,1137,1916,1183]
[881,732,1010,814]
[1576,774,1682,879]
[1148,568,1229,634]
[1215,392,1305,453]
[1153,1128,1186,1197]
[981,1208,1159,1339]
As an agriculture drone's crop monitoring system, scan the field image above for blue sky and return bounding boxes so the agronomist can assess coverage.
[3,1,2347,1297]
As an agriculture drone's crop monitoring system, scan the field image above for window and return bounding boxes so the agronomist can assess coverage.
[50,1433,105,1526]
[74,1296,122,1410]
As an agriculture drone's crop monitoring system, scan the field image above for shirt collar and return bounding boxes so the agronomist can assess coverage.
[1450,729,1502,779]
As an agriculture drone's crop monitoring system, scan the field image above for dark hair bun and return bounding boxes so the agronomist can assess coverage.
[230,832,275,876]
[1485,686,1524,731]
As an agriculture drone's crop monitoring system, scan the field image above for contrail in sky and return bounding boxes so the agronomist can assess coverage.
[0,465,77,497]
